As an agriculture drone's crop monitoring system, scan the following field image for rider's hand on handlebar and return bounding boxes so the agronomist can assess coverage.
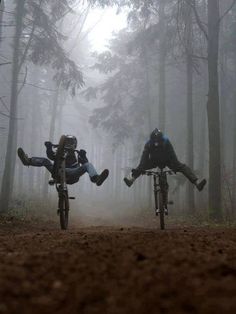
[79,149,87,157]
[44,141,52,148]
[131,168,144,177]
[77,149,88,164]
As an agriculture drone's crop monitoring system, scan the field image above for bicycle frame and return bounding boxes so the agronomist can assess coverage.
[49,136,76,230]
[143,168,172,230]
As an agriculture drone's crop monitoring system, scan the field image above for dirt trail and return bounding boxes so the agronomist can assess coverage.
[0,220,235,314]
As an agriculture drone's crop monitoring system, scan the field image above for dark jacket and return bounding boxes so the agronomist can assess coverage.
[46,147,88,168]
[138,136,178,169]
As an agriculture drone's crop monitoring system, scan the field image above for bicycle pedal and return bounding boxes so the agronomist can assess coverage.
[69,197,75,200]
[48,179,55,185]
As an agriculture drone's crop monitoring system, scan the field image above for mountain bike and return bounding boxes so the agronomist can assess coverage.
[49,135,75,230]
[143,168,173,230]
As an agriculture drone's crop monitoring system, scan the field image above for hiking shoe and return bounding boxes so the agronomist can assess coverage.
[124,177,134,187]
[17,148,30,166]
[196,179,207,191]
[95,169,109,186]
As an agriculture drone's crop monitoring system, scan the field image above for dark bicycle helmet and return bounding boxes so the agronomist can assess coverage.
[150,128,164,145]
[65,135,77,150]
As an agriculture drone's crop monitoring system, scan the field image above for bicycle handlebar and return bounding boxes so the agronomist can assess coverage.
[143,169,173,176]
[51,144,78,153]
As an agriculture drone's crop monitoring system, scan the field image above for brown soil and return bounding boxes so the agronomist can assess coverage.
[0,218,235,314]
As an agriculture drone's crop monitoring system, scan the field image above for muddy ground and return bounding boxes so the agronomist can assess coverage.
[0,218,235,314]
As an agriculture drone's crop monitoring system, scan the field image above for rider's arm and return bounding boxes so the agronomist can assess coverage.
[76,149,88,165]
[45,142,56,161]
[137,142,150,169]
[165,139,179,161]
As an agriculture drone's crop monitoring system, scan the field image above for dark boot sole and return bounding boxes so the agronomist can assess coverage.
[17,148,30,166]
[197,179,207,191]
[96,169,109,186]
[124,178,133,187]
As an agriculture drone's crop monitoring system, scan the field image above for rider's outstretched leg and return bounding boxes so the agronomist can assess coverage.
[124,161,156,187]
[18,148,53,172]
[123,169,141,187]
[66,162,109,186]
[168,159,206,191]
[17,148,31,166]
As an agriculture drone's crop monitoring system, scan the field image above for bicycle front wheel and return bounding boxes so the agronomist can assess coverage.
[53,135,67,180]
[58,193,69,230]
[158,192,165,230]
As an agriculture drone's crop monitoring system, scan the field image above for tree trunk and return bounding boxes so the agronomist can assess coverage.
[28,94,38,195]
[158,0,166,132]
[142,43,153,208]
[207,0,222,219]
[185,3,195,212]
[17,96,28,197]
[218,3,229,173]
[0,0,4,48]
[43,88,59,197]
[233,99,236,218]
[0,0,25,213]
[232,58,236,217]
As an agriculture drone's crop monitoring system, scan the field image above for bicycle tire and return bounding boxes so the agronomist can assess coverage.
[154,189,158,214]
[55,135,69,230]
[59,192,69,230]
[159,192,165,230]
[53,135,67,180]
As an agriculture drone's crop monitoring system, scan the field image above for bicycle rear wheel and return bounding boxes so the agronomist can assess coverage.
[159,192,165,230]
[59,192,69,230]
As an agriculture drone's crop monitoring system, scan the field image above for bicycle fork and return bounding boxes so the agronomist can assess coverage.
[153,175,159,214]
[153,174,169,216]
[160,173,169,208]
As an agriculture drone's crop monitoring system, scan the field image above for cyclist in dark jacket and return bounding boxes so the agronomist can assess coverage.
[124,128,206,191]
[17,135,109,186]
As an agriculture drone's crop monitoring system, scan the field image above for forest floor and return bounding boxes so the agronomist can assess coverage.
[0,216,236,314]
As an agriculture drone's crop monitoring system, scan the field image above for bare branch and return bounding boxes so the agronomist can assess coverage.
[0,53,10,60]
[0,111,24,119]
[219,0,236,22]
[191,54,208,61]
[0,111,10,118]
[0,9,15,16]
[18,0,43,74]
[0,96,10,112]
[0,24,16,27]
[186,0,208,40]
[18,81,57,92]
[17,66,28,95]
[67,5,90,54]
[80,12,105,42]
[0,61,11,66]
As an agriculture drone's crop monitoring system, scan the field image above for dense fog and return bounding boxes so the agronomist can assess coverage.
[0,0,236,223]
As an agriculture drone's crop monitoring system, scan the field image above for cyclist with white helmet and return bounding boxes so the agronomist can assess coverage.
[17,135,109,186]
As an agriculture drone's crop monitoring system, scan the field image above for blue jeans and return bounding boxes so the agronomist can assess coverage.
[30,157,98,184]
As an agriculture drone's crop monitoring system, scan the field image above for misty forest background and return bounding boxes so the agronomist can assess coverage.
[0,0,236,223]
